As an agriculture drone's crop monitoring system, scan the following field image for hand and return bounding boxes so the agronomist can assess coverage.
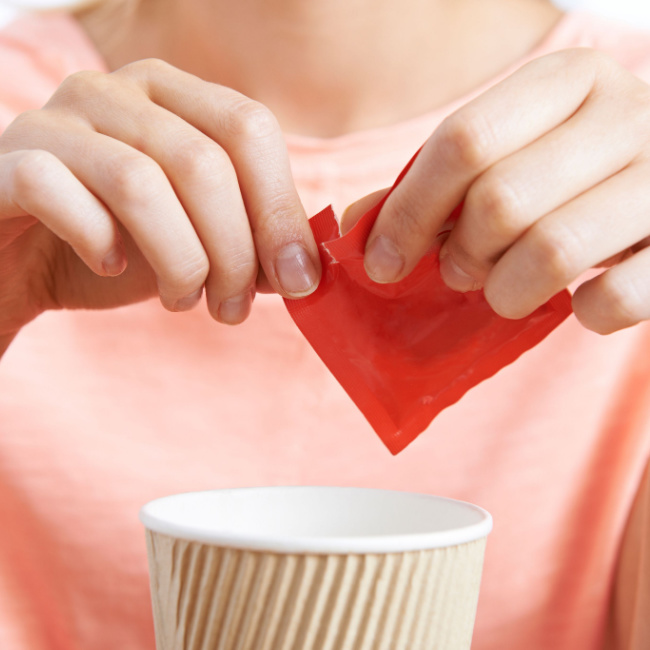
[0,59,321,342]
[343,48,650,335]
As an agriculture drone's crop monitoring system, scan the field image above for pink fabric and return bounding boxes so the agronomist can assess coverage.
[1,11,650,650]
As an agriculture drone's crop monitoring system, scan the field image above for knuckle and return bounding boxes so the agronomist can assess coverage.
[182,254,211,288]
[470,172,524,239]
[117,57,171,80]
[173,141,232,182]
[213,247,258,289]
[11,149,58,198]
[438,110,494,171]
[108,155,164,208]
[527,223,581,285]
[572,47,614,72]
[4,109,41,132]
[53,70,108,103]
[221,100,280,141]
[0,110,50,148]
[387,190,432,243]
[162,252,210,296]
[251,190,302,237]
[561,48,619,88]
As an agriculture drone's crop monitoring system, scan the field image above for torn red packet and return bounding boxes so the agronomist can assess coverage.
[284,153,573,455]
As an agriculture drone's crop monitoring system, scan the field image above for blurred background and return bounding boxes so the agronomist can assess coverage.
[553,0,650,26]
[1,0,650,39]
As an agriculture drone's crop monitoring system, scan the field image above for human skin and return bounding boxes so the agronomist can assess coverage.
[1,0,648,358]
[346,49,650,336]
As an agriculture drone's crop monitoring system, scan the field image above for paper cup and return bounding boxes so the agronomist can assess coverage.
[140,487,492,650]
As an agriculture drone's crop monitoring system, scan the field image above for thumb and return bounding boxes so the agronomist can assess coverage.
[339,188,390,236]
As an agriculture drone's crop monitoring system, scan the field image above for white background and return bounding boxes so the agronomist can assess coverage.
[1,0,650,34]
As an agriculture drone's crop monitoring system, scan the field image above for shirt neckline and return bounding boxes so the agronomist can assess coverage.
[16,9,585,161]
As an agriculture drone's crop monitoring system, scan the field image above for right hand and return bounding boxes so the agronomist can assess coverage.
[0,58,321,341]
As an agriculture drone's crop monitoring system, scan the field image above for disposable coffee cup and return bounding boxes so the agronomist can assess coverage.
[140,487,492,650]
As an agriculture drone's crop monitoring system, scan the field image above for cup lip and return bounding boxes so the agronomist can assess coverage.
[139,486,493,555]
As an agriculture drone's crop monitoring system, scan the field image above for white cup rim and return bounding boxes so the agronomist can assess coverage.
[139,487,492,554]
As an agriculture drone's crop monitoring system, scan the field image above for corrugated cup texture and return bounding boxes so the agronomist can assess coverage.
[145,530,487,650]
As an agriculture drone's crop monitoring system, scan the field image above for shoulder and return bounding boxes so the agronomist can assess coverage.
[551,12,650,81]
[0,12,105,130]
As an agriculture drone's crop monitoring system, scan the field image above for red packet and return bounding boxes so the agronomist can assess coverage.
[284,153,573,454]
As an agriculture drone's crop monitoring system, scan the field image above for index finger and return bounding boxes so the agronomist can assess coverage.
[116,59,321,298]
[364,48,608,284]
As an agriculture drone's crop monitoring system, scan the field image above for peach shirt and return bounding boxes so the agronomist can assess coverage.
[0,10,649,650]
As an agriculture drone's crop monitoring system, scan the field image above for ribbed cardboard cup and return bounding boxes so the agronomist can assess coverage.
[140,487,492,650]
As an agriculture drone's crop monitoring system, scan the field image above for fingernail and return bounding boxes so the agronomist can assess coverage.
[102,247,127,276]
[218,292,253,325]
[439,249,481,292]
[275,243,319,295]
[172,288,203,311]
[365,235,404,283]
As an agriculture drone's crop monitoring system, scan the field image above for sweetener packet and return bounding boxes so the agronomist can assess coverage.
[284,154,573,454]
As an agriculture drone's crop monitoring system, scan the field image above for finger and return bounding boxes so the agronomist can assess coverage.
[54,80,260,324]
[255,266,275,294]
[441,92,641,290]
[340,188,390,235]
[364,49,611,283]
[0,149,125,277]
[572,245,650,334]
[484,162,650,319]
[128,116,257,324]
[83,135,211,312]
[18,115,211,312]
[112,61,321,298]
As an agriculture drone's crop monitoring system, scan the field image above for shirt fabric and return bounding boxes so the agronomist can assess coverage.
[1,10,650,650]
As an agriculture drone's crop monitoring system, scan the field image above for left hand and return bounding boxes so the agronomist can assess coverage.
[342,48,650,335]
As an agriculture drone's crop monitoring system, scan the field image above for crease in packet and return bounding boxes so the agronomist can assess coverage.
[284,151,573,455]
